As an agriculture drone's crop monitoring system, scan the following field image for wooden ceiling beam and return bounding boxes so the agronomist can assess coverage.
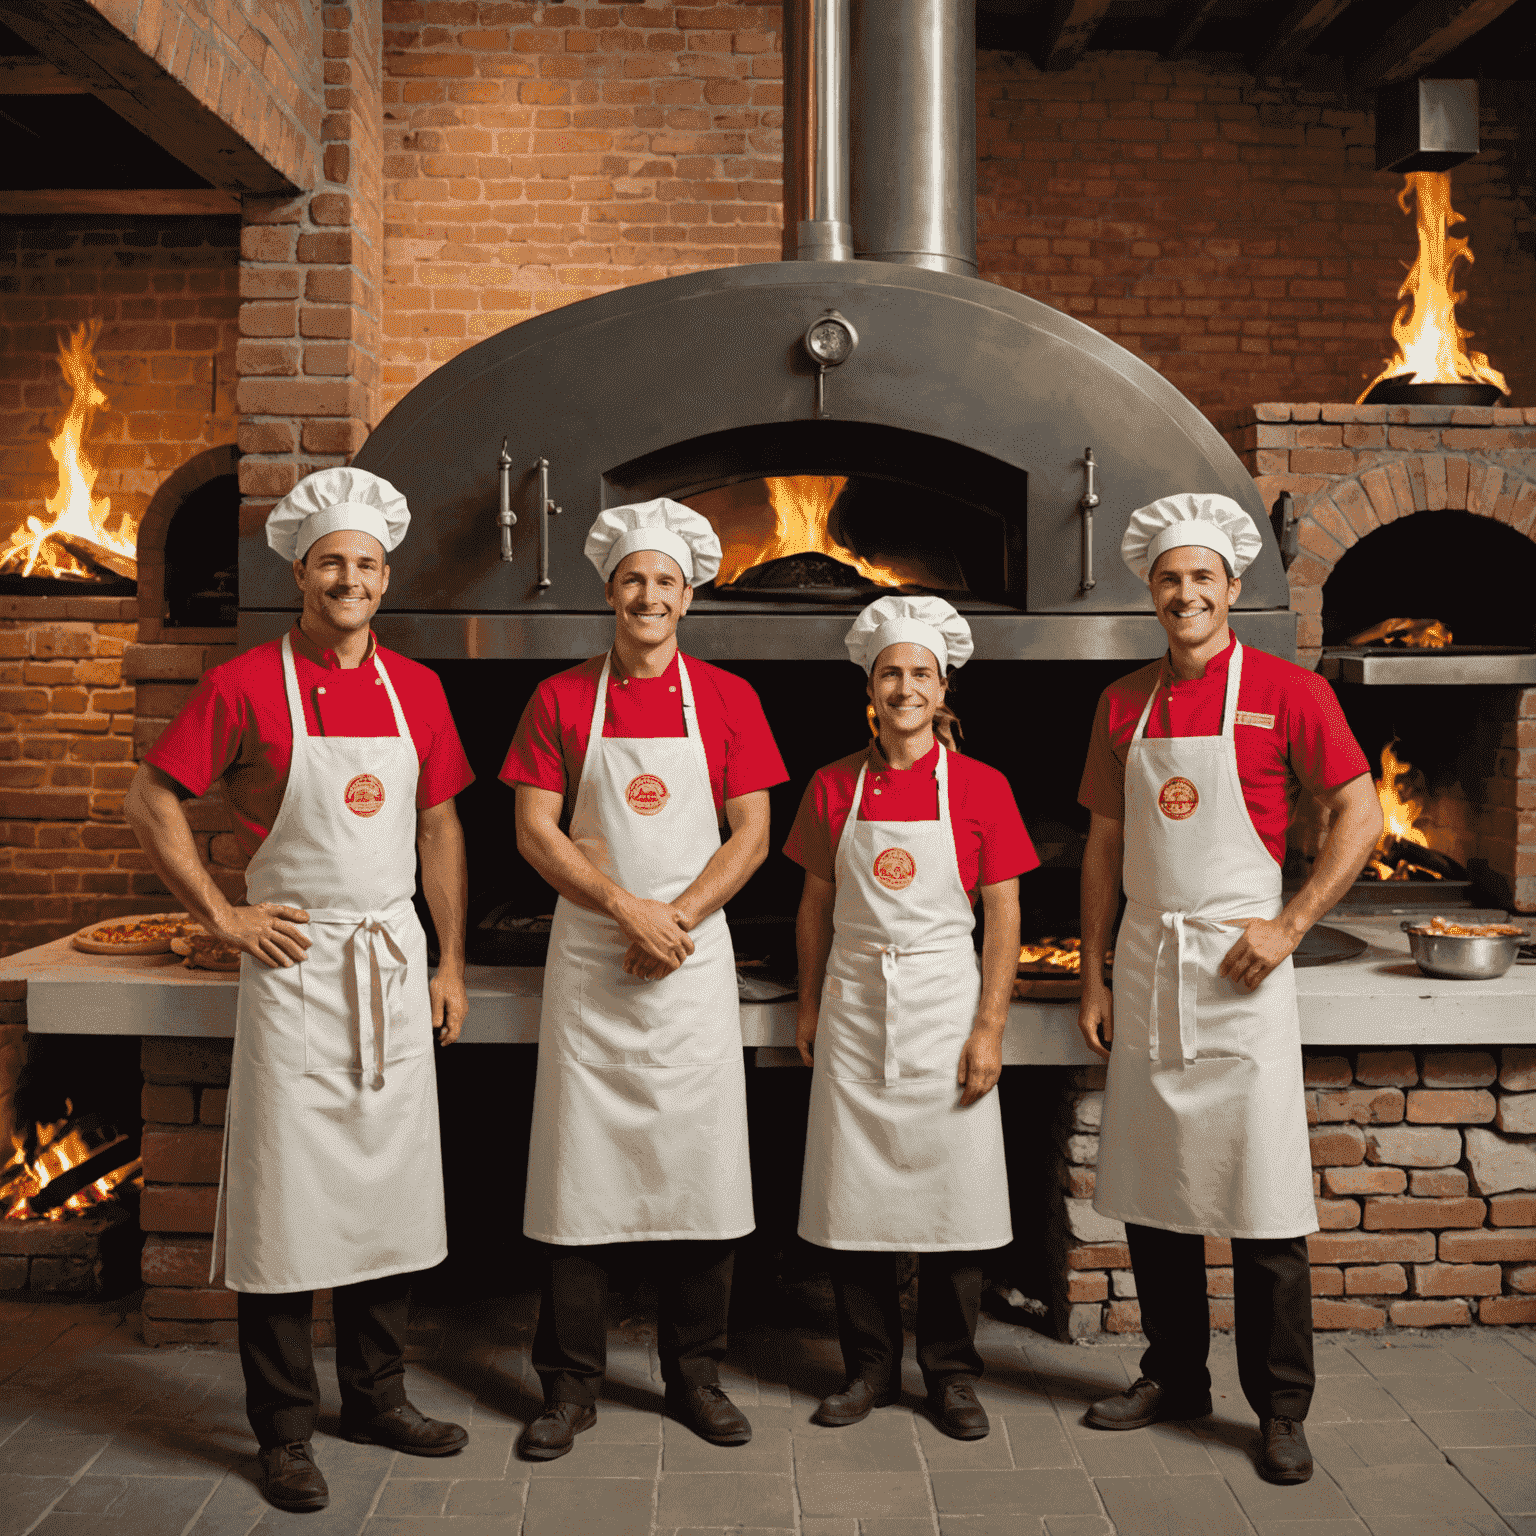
[1351,0,1524,92]
[1162,0,1226,60]
[1037,0,1115,72]
[0,54,88,92]
[0,0,298,195]
[0,189,240,215]
[1253,0,1355,76]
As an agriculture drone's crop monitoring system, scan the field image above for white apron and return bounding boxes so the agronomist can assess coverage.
[213,634,447,1293]
[1094,640,1316,1241]
[799,745,1012,1252]
[523,652,753,1245]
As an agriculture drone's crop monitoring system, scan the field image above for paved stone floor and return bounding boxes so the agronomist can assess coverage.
[1,1294,1534,1535]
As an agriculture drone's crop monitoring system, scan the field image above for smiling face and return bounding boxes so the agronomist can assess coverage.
[605,549,692,648]
[867,642,946,738]
[294,530,389,637]
[1149,544,1241,651]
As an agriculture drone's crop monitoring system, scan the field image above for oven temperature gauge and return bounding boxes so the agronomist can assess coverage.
[803,312,858,368]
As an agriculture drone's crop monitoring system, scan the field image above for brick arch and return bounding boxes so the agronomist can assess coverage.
[1284,454,1536,666]
[135,443,238,643]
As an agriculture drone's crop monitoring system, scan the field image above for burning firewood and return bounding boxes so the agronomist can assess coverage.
[1347,617,1453,649]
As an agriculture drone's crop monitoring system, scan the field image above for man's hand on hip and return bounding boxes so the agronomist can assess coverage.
[218,904,311,968]
[1219,917,1300,992]
[431,969,468,1045]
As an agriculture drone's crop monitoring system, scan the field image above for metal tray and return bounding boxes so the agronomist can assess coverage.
[1293,925,1369,968]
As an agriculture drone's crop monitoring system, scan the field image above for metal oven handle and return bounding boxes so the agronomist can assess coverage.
[497,438,517,562]
[536,457,562,591]
[1079,446,1098,594]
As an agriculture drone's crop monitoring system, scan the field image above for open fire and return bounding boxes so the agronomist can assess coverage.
[0,321,137,584]
[1,1104,142,1223]
[1364,739,1460,882]
[1347,617,1453,648]
[1358,172,1510,403]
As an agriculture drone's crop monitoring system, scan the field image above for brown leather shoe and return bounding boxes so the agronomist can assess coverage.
[340,1401,468,1456]
[258,1441,329,1512]
[925,1378,990,1440]
[1259,1416,1313,1484]
[813,1378,900,1427]
[1085,1376,1212,1431]
[665,1383,752,1445]
[518,1400,597,1461]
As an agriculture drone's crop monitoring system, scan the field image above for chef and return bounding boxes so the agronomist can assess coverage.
[503,499,788,1460]
[1075,494,1381,1485]
[123,468,475,1514]
[786,596,1036,1443]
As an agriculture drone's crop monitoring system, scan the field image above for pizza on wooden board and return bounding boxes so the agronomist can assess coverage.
[71,913,195,956]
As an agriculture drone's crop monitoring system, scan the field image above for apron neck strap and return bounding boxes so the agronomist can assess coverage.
[1135,637,1244,740]
[281,632,409,741]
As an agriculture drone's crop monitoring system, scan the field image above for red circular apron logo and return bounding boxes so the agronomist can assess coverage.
[873,847,917,891]
[1158,776,1199,821]
[625,773,670,816]
[344,773,385,818]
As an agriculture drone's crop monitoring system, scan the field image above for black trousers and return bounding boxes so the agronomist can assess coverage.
[829,1250,985,1395]
[237,1272,412,1449]
[533,1239,735,1407]
[1126,1223,1314,1421]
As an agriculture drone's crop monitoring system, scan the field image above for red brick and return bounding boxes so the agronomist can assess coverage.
[1408,1169,1468,1198]
[1209,1299,1235,1329]
[1346,1263,1407,1295]
[1509,1264,1536,1294]
[199,1088,228,1127]
[1412,1262,1502,1297]
[1104,1300,1142,1333]
[140,1236,213,1288]
[1310,1125,1365,1166]
[1406,1089,1496,1124]
[1068,1272,1108,1303]
[1317,1088,1404,1125]
[1480,1296,1536,1324]
[1324,1166,1406,1196]
[142,1318,240,1347]
[1068,1243,1130,1269]
[1362,1197,1487,1231]
[1490,1194,1536,1227]
[141,1128,224,1185]
[1313,1298,1385,1330]
[1206,1267,1233,1296]
[1390,1299,1471,1327]
[141,1286,237,1320]
[1308,1231,1436,1264]
[1303,1055,1352,1087]
[141,1084,194,1125]
[1501,1048,1536,1091]
[1421,1051,1497,1088]
[1316,1198,1361,1229]
[1356,1050,1418,1087]
[1311,1266,1343,1296]
[1204,1237,1232,1264]
[141,1039,232,1086]
[139,1184,218,1234]
[1437,1228,1536,1263]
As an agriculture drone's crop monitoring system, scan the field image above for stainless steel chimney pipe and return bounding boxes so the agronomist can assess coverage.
[783,0,855,261]
[850,0,977,276]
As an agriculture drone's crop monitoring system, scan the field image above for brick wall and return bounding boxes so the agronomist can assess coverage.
[378,0,784,407]
[84,0,323,193]
[976,58,1536,419]
[0,216,241,552]
[1060,1051,1536,1337]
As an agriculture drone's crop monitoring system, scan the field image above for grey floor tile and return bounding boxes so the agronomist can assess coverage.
[1348,1343,1470,1377]
[1094,1474,1251,1535]
[1357,1522,1513,1536]
[372,1479,450,1517]
[1066,1428,1168,1478]
[1440,1336,1536,1379]
[362,1520,518,1534]
[913,1413,1013,1468]
[931,1468,1099,1516]
[52,1477,130,1514]
[88,1420,247,1478]
[1141,1422,1218,1476]
[1308,1419,1445,1468]
[793,1422,924,1472]
[661,1421,789,1471]
[1506,1518,1536,1536]
[1443,1445,1536,1514]
[583,1405,665,1442]
[1331,1463,1510,1532]
[386,1424,513,1480]
[800,1520,860,1536]
[796,1468,934,1517]
[1314,1345,1372,1379]
[860,1520,940,1536]
[521,1476,654,1536]
[0,1475,69,1536]
[184,1474,268,1536]
[938,1519,1048,1536]
[1251,1523,1369,1535]
[444,1479,527,1517]
[1002,1415,1081,1470]
[1307,1379,1413,1424]
[654,1471,796,1527]
[1385,1376,1526,1416]
[30,1475,219,1534]
[1043,1520,1114,1536]
[528,1440,658,1477]
[0,1430,110,1479]
[1219,1453,1358,1525]
[1411,1409,1536,1448]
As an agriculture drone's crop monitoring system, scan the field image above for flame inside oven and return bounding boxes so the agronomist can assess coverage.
[1358,172,1510,403]
[1347,617,1453,649]
[1,1102,142,1222]
[1365,739,1451,882]
[0,321,138,584]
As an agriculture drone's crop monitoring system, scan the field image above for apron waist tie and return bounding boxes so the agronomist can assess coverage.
[306,904,414,1090]
[842,938,975,1088]
[1149,909,1240,1066]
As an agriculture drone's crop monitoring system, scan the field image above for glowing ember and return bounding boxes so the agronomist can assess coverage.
[0,1103,142,1222]
[711,475,929,588]
[1358,172,1509,403]
[1364,739,1441,881]
[1347,617,1453,648]
[1018,936,1085,973]
[0,320,137,582]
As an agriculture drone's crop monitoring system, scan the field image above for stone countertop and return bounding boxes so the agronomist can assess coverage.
[4,914,1534,1061]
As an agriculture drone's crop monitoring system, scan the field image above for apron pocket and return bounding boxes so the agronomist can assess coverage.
[820,989,887,1084]
[576,948,737,1067]
[236,958,307,1075]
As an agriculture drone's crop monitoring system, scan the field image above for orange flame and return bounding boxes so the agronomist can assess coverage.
[1348,617,1453,648]
[1,1102,142,1222]
[1364,739,1442,880]
[1018,936,1085,974]
[712,475,929,588]
[0,321,137,581]
[1358,172,1509,403]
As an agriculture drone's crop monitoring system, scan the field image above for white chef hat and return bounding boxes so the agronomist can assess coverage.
[844,595,974,675]
[1121,492,1262,582]
[584,498,722,586]
[265,467,410,563]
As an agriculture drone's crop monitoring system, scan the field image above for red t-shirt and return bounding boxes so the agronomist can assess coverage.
[784,741,1039,901]
[499,651,788,815]
[1077,634,1370,864]
[146,625,475,859]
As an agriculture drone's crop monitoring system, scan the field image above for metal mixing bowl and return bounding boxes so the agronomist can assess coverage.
[1400,922,1528,980]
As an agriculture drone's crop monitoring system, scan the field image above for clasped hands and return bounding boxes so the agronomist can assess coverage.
[614,893,696,980]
